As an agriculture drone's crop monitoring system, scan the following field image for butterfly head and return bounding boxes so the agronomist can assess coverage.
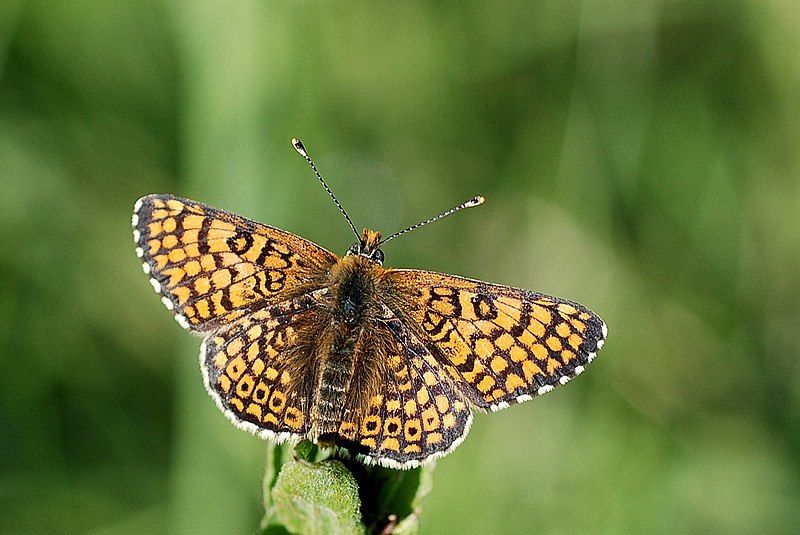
[346,228,385,264]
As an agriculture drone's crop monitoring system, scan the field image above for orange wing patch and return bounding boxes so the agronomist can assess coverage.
[133,194,337,332]
[200,292,322,441]
[385,270,607,412]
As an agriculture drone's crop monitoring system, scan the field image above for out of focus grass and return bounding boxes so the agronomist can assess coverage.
[2,2,800,533]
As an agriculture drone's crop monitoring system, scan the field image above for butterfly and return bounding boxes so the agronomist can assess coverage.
[132,138,607,469]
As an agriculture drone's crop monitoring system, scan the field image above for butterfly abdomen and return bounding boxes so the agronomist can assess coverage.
[313,325,359,438]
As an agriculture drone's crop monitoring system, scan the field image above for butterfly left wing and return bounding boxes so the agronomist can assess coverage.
[132,194,337,332]
[383,270,607,412]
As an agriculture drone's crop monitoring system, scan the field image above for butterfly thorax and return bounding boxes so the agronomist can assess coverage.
[312,254,386,440]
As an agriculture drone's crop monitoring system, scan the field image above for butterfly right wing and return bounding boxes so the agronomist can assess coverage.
[133,194,337,332]
[384,269,607,412]
[200,291,326,442]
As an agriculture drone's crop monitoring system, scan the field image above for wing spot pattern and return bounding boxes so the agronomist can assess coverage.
[403,277,607,409]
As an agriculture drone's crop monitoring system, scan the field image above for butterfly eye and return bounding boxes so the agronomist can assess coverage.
[347,243,360,256]
[371,249,385,264]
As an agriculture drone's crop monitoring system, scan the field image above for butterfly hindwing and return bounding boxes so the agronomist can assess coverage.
[335,316,473,468]
[200,292,326,442]
[385,270,607,412]
[132,194,337,332]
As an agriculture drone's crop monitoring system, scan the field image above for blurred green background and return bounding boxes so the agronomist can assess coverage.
[2,1,799,533]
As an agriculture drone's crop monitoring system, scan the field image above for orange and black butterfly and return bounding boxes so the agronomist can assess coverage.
[132,138,607,469]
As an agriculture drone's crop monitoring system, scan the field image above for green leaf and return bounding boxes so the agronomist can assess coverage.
[293,440,318,462]
[261,442,436,534]
[262,456,364,535]
[346,461,436,534]
[262,442,285,514]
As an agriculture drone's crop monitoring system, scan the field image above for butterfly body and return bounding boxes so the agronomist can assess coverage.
[313,253,384,438]
[133,193,607,469]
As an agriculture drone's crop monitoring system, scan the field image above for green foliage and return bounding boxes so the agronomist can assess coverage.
[260,442,434,534]
[350,462,435,535]
[263,458,363,535]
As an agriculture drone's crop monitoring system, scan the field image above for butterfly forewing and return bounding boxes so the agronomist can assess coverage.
[385,270,607,412]
[133,194,337,331]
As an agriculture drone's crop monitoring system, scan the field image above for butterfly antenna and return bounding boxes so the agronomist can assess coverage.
[378,195,486,246]
[292,137,360,241]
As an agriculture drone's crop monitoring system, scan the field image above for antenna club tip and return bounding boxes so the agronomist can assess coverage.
[291,137,308,157]
[468,195,486,207]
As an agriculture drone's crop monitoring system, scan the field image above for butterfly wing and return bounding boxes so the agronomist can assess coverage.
[334,316,473,469]
[384,270,607,412]
[200,291,325,442]
[132,194,337,332]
